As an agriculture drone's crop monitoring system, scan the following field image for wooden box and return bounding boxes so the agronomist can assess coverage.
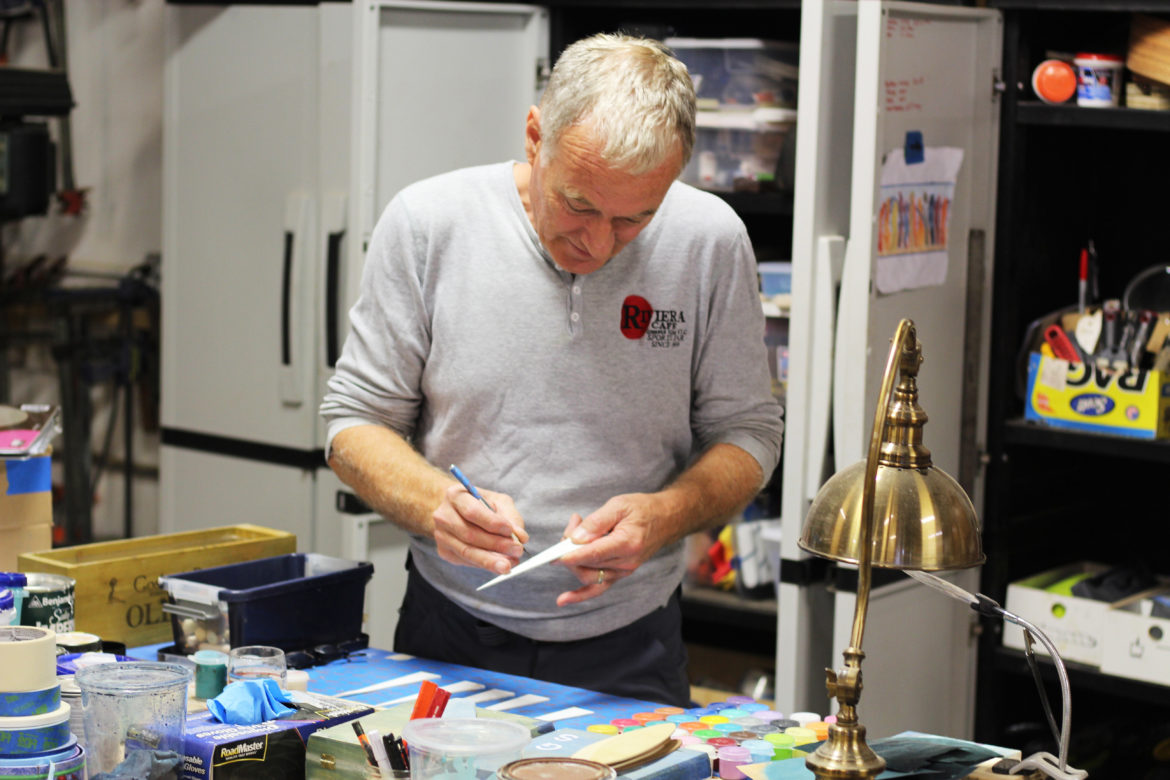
[1129,14,1170,87]
[17,524,296,647]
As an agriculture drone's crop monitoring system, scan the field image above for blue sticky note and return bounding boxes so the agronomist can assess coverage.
[904,130,924,164]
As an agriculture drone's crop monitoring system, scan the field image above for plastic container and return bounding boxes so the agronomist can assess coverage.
[192,649,228,700]
[0,588,14,625]
[1031,59,1077,104]
[665,38,799,109]
[717,745,751,779]
[681,107,797,192]
[400,718,531,779]
[0,572,26,622]
[159,553,373,655]
[1074,53,1124,107]
[75,661,191,775]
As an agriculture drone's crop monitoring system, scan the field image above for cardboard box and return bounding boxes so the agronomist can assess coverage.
[0,524,52,573]
[1101,587,1170,687]
[0,454,52,570]
[182,690,372,780]
[18,525,296,646]
[1003,562,1113,666]
[1024,352,1170,439]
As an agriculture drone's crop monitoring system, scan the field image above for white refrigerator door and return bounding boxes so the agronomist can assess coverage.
[162,4,323,449]
[350,0,549,281]
[831,2,1001,740]
[776,0,859,716]
[159,446,315,552]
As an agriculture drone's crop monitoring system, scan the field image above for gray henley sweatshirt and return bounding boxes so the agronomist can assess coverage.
[321,161,783,641]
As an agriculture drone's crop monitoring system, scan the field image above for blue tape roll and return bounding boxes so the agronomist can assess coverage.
[0,703,72,757]
[0,742,85,779]
[0,686,61,717]
[0,736,76,764]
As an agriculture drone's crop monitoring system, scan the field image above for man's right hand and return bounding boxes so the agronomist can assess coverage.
[432,484,528,574]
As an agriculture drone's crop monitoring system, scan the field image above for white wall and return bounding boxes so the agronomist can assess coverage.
[5,0,165,539]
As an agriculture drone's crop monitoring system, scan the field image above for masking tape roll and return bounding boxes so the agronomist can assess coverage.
[0,627,57,694]
[0,702,72,756]
[0,685,61,717]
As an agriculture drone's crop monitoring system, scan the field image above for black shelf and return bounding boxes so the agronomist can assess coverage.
[715,191,794,217]
[680,585,777,657]
[991,646,1170,707]
[1002,418,1170,463]
[1016,102,1170,132]
[989,0,1170,10]
[977,2,1170,755]
[544,0,799,7]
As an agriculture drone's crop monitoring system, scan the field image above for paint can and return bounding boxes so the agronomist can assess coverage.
[498,757,617,780]
[55,632,102,655]
[1074,53,1124,107]
[20,574,75,634]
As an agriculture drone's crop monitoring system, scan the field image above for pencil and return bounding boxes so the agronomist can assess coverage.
[449,464,523,548]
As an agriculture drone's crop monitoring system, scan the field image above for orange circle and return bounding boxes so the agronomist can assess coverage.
[1032,60,1077,104]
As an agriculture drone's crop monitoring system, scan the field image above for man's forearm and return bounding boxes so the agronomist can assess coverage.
[655,442,765,547]
[327,424,448,537]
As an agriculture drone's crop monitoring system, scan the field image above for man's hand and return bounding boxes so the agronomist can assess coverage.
[554,493,672,606]
[432,484,528,575]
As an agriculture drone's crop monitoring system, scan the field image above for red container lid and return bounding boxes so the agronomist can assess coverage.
[1074,52,1123,62]
[1032,59,1077,104]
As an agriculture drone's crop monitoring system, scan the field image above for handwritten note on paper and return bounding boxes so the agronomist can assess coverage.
[875,146,964,294]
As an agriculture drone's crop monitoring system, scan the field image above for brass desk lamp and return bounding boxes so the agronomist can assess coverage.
[798,318,985,780]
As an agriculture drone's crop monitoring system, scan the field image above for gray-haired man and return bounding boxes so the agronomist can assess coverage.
[320,33,782,705]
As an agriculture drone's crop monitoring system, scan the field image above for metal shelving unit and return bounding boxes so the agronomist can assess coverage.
[977,3,1170,773]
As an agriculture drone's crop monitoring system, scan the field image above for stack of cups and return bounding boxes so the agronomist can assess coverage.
[0,627,86,778]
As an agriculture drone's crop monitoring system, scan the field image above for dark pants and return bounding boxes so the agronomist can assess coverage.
[393,556,692,707]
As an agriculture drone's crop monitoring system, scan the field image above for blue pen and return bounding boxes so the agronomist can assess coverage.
[449,465,523,548]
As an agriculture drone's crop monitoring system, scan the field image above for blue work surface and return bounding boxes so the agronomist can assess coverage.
[130,644,669,730]
[307,648,669,727]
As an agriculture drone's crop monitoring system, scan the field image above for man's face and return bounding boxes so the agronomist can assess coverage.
[523,108,681,276]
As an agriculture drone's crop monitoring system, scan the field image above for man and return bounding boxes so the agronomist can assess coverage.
[320,33,783,706]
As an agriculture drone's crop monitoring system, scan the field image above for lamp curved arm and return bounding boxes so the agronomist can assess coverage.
[850,318,918,651]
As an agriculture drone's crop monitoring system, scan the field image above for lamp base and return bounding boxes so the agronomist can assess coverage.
[805,720,886,780]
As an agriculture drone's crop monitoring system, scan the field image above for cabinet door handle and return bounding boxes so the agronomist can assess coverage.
[279,190,314,406]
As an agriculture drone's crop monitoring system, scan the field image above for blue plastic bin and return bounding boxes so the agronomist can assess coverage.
[160,553,373,656]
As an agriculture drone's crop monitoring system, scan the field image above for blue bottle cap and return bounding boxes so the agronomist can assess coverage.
[0,573,27,587]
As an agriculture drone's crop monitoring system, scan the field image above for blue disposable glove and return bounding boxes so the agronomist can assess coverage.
[207,678,296,725]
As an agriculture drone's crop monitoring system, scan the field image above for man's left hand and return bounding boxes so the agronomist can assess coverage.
[554,493,672,606]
